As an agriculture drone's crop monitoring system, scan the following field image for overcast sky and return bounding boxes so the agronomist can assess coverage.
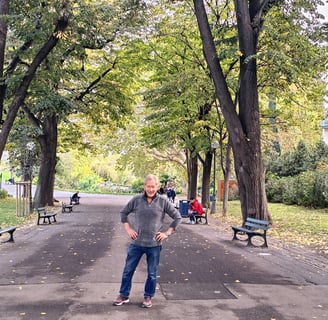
[319,2,328,20]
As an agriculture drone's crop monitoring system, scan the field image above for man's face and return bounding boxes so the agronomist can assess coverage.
[144,179,158,198]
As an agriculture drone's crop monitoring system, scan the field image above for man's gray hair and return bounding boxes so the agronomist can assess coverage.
[144,174,159,185]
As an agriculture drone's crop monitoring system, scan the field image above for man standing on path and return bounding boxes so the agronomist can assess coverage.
[113,174,182,308]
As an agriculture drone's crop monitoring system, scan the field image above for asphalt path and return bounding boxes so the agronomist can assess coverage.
[0,189,327,320]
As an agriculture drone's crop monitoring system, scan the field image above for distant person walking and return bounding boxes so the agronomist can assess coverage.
[171,187,176,204]
[166,187,172,202]
[113,174,181,308]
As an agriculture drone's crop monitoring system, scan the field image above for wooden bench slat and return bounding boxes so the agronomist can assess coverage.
[245,222,268,230]
[246,217,270,225]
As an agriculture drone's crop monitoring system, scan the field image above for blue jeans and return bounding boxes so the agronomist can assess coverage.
[189,211,198,222]
[119,244,162,298]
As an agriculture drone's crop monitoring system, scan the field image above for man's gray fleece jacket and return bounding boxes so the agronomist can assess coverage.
[120,193,182,247]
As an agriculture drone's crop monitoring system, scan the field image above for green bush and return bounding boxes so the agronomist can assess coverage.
[0,188,10,199]
[265,174,284,203]
[295,172,316,207]
[266,170,328,208]
[266,140,328,177]
[131,178,144,193]
[79,176,100,192]
[313,170,328,207]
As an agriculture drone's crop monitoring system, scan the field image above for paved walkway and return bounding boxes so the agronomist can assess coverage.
[0,194,327,320]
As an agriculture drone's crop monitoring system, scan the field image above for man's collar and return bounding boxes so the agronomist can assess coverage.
[143,192,158,200]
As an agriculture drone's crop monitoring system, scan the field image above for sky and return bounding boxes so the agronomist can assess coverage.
[318,2,328,21]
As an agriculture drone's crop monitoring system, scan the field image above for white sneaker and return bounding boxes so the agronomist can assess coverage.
[191,221,195,225]
[186,220,191,224]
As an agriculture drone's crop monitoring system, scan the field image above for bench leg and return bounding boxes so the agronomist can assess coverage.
[247,234,268,247]
[246,234,253,246]
[7,231,14,242]
[1,231,15,242]
[195,216,208,224]
[232,229,239,241]
[262,236,268,248]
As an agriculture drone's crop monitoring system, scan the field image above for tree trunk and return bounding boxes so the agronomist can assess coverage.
[193,0,271,222]
[33,115,58,208]
[0,0,8,124]
[200,150,212,208]
[186,149,198,199]
[222,142,232,217]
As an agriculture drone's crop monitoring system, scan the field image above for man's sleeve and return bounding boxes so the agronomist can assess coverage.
[166,202,182,229]
[120,197,136,223]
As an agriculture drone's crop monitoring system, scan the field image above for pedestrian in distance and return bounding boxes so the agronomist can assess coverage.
[113,174,182,308]
[171,187,176,204]
[166,187,172,202]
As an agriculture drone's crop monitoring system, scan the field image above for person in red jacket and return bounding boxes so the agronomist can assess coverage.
[188,197,204,224]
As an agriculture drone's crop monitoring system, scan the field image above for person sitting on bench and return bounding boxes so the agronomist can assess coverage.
[187,197,204,224]
[71,192,80,204]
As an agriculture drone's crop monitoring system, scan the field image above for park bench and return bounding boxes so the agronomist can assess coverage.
[231,217,270,247]
[0,226,17,242]
[194,206,209,224]
[37,207,57,225]
[62,202,74,213]
[177,200,209,224]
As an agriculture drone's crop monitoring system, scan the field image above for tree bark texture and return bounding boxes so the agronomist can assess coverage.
[200,150,212,208]
[186,149,199,199]
[33,115,58,208]
[0,0,9,124]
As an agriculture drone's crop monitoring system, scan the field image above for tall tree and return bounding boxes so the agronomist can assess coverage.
[193,0,326,221]
[3,0,147,206]
[0,0,71,160]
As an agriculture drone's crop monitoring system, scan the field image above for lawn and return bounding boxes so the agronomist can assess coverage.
[1,196,327,254]
[214,200,328,254]
[0,198,33,226]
